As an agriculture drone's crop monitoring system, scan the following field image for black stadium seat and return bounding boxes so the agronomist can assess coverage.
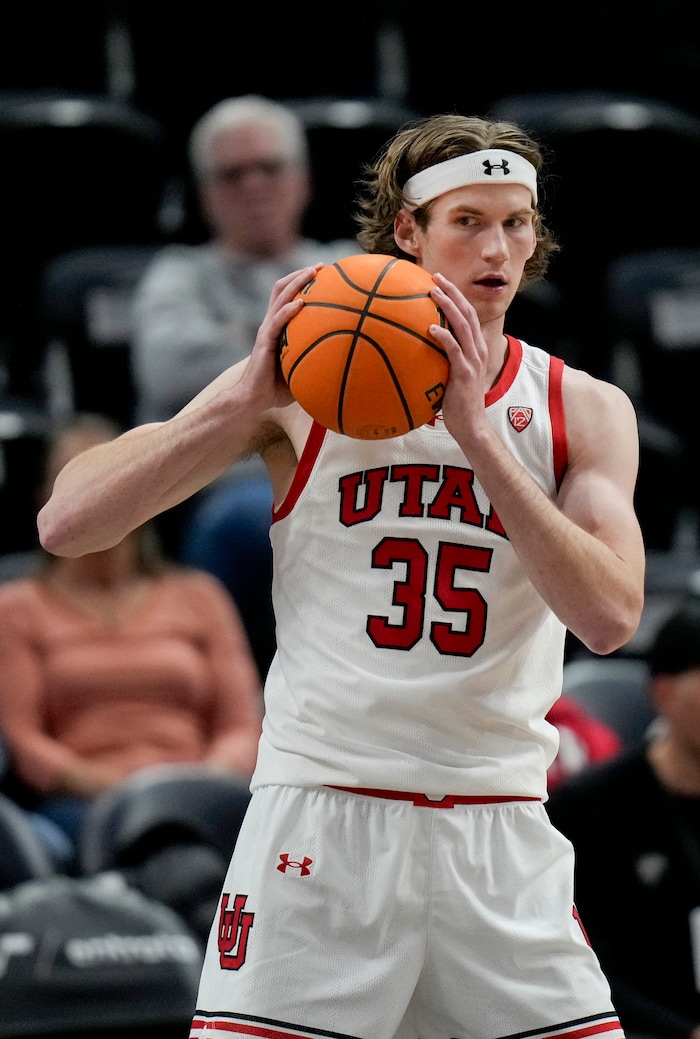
[0,791,55,891]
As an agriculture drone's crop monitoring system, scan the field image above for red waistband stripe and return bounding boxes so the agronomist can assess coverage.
[326,786,541,809]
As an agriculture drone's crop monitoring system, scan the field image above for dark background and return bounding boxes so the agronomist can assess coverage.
[2,2,696,140]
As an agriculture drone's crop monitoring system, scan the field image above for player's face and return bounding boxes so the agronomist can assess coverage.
[199,124,310,257]
[401,182,537,327]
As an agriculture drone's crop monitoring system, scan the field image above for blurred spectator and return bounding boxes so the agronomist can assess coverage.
[131,94,356,677]
[546,694,622,790]
[547,598,700,1039]
[0,414,262,865]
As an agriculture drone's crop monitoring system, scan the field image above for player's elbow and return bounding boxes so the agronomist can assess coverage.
[37,504,67,556]
[37,502,84,558]
[579,599,643,657]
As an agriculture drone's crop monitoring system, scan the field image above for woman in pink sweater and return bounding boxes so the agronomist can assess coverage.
[0,414,263,852]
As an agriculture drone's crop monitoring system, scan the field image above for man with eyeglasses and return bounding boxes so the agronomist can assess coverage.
[131,95,355,678]
[133,94,355,422]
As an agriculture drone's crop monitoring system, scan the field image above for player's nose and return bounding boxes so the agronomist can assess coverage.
[480,224,509,261]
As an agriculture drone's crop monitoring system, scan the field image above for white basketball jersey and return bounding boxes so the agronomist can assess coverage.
[252,337,569,799]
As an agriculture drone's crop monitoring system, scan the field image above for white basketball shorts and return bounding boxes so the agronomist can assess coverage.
[189,784,625,1039]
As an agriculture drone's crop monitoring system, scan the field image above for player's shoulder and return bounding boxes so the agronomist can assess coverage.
[562,363,637,424]
[516,340,637,428]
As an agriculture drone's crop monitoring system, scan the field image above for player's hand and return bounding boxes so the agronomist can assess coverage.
[243,264,324,410]
[428,273,492,438]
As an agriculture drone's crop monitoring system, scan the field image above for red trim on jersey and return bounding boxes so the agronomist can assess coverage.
[189,1012,623,1039]
[548,354,569,489]
[542,1018,624,1039]
[272,421,327,523]
[326,786,540,808]
[190,1023,307,1037]
[485,334,522,406]
[190,1016,353,1038]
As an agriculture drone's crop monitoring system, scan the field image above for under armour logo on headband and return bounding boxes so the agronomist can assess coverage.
[402,149,538,207]
[482,159,511,177]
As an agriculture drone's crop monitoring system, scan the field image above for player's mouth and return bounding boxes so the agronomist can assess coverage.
[474,274,507,290]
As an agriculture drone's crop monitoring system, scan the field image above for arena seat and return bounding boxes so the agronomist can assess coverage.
[39,244,161,427]
[0,90,171,405]
[0,871,201,1038]
[603,247,700,537]
[78,765,251,942]
[284,96,419,244]
[561,657,655,749]
[79,763,251,875]
[0,791,56,891]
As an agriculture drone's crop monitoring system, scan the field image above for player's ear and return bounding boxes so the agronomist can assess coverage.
[394,209,420,258]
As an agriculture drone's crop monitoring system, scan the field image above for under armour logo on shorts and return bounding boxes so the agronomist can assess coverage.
[277,853,314,876]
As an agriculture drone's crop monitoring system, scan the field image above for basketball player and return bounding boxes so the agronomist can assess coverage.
[38,114,645,1038]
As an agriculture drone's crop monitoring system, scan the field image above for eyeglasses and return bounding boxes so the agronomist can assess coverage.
[206,159,291,185]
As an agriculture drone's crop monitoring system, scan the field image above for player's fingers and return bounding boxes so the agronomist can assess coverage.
[255,300,304,358]
[430,285,480,347]
[269,264,324,306]
[259,267,320,344]
[431,274,479,321]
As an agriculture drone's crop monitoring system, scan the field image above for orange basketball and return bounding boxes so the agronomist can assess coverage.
[279,253,449,439]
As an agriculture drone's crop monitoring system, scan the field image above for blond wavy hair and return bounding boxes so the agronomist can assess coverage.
[355,113,559,285]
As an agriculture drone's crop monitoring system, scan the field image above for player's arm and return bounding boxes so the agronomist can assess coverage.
[38,265,320,558]
[458,369,643,655]
[432,280,645,656]
[483,370,644,654]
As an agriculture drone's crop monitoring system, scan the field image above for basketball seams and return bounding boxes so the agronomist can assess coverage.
[331,255,396,298]
[338,335,416,436]
[338,337,358,435]
[330,259,441,435]
[301,302,447,358]
[310,288,439,302]
[280,253,450,439]
[286,331,359,381]
[332,255,441,303]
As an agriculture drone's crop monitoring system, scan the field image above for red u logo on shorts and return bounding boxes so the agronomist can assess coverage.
[218,892,254,970]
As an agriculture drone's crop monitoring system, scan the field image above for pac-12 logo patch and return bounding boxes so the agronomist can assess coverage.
[218,892,254,970]
[508,406,533,431]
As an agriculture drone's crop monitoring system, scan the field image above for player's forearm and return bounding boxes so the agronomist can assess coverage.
[38,392,257,558]
[465,427,644,654]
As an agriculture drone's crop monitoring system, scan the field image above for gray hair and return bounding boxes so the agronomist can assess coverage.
[188,94,309,180]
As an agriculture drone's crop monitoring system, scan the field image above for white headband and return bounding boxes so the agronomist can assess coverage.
[402,149,538,208]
